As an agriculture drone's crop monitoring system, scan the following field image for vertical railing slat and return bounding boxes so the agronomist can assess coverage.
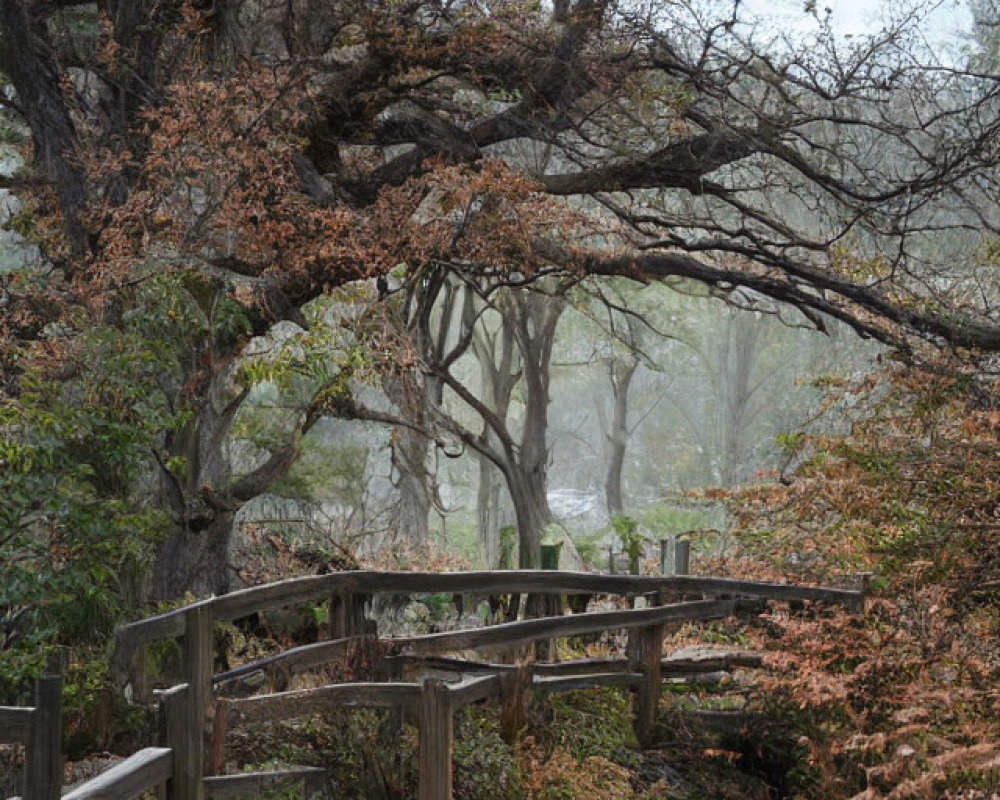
[419,678,453,800]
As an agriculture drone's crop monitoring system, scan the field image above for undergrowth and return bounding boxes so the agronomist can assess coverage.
[702,364,1000,799]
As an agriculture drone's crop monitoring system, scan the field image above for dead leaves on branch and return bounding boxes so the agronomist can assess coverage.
[721,364,1000,797]
[85,47,585,317]
[90,64,358,297]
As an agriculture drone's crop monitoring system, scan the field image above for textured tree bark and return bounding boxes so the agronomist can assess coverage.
[714,311,760,488]
[0,0,89,253]
[507,470,554,569]
[151,510,236,601]
[470,303,519,568]
[476,447,508,569]
[150,370,303,600]
[390,418,433,550]
[604,357,638,517]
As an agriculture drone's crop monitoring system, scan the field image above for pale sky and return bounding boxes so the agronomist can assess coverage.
[739,0,974,56]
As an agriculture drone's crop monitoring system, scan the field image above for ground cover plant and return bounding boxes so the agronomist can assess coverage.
[691,364,1000,798]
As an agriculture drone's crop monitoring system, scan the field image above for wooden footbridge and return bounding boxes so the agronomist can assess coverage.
[1,569,863,800]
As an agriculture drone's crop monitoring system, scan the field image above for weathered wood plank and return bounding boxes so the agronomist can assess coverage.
[630,624,664,746]
[0,706,33,741]
[203,766,327,799]
[447,675,502,709]
[500,666,529,743]
[212,636,357,687]
[388,655,519,678]
[184,605,212,779]
[25,673,61,800]
[528,651,764,678]
[531,659,630,676]
[419,678,452,800]
[61,748,172,800]
[211,698,229,777]
[531,672,644,693]
[393,600,735,656]
[661,650,762,674]
[114,598,213,658]
[215,602,733,684]
[329,592,370,639]
[227,682,421,726]
[160,683,201,800]
[114,571,862,657]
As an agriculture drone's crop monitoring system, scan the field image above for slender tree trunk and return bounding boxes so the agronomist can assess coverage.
[717,312,758,487]
[604,357,638,517]
[390,419,432,549]
[470,301,519,568]
[476,444,510,568]
[149,365,302,600]
[507,470,554,568]
[508,292,562,567]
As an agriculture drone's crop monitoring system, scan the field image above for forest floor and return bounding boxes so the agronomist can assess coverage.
[206,511,1000,800]
[39,367,1000,799]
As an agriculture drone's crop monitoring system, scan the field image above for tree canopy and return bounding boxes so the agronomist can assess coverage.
[2,0,1000,354]
[1,0,999,594]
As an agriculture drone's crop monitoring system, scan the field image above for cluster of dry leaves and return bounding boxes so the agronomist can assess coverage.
[704,364,1000,799]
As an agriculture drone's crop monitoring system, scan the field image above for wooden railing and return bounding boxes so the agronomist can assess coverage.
[60,748,173,800]
[0,665,62,800]
[15,569,863,800]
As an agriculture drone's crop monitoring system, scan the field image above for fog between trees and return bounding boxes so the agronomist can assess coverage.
[0,0,997,608]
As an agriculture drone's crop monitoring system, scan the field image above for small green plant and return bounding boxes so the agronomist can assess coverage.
[775,431,804,453]
[612,515,645,574]
[454,706,524,800]
[499,526,517,570]
[528,688,640,768]
[0,123,27,144]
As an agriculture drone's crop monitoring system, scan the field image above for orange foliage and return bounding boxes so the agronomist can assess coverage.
[710,364,1000,797]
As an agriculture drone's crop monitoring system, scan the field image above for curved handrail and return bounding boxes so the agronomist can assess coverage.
[114,569,862,654]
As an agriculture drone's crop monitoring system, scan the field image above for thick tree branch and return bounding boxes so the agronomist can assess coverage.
[541,130,753,195]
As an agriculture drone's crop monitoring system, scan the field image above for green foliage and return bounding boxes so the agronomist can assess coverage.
[213,295,253,345]
[499,525,517,569]
[637,501,724,535]
[61,650,150,758]
[273,434,368,502]
[570,535,600,566]
[0,123,27,144]
[485,87,523,103]
[432,516,483,566]
[453,706,523,800]
[699,621,749,646]
[528,688,640,768]
[7,204,41,249]
[236,709,417,799]
[0,414,165,659]
[775,431,803,453]
[612,514,643,559]
[0,309,177,694]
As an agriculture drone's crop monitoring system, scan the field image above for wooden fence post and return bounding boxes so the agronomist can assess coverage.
[674,538,691,576]
[659,537,673,575]
[160,683,202,800]
[25,668,62,800]
[628,624,664,747]
[419,678,453,800]
[329,593,369,639]
[500,665,529,744]
[533,543,562,661]
[184,605,212,777]
[211,698,229,777]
